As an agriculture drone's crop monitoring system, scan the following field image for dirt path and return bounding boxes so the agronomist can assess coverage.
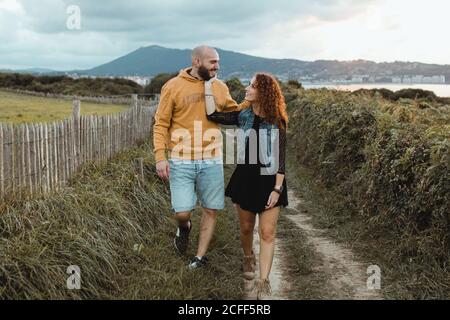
[285,190,382,300]
[244,189,382,300]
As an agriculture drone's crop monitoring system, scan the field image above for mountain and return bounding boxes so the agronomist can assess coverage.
[8,45,450,83]
[77,46,450,83]
[77,45,310,79]
[79,45,191,77]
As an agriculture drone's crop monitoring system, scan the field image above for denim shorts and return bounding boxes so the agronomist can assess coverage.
[168,157,224,213]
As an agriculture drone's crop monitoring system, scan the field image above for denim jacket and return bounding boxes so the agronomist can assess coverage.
[237,107,280,174]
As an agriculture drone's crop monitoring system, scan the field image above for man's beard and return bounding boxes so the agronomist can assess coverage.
[198,65,215,81]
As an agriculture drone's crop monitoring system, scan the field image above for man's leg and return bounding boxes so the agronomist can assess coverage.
[169,159,197,255]
[195,159,225,259]
[175,211,192,228]
[174,211,192,256]
[196,208,217,257]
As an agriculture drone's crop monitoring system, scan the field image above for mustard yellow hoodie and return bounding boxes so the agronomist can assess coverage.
[153,68,250,162]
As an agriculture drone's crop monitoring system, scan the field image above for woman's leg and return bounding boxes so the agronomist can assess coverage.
[235,204,256,256]
[258,206,280,280]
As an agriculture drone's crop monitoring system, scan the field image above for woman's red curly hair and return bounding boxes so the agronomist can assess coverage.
[253,73,288,130]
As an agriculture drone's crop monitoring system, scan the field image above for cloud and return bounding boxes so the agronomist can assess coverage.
[18,0,376,33]
[3,0,448,69]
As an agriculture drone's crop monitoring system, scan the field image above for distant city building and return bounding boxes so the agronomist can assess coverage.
[403,76,412,84]
[392,77,402,83]
[422,75,445,84]
[293,74,446,85]
[395,74,446,84]
[123,76,151,86]
[411,75,424,83]
[351,76,364,83]
[65,73,152,86]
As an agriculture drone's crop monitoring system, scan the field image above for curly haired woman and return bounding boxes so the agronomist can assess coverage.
[205,73,288,300]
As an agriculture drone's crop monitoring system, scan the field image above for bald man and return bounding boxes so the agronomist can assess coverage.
[153,45,250,269]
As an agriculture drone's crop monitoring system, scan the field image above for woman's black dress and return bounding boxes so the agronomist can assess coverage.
[207,111,288,214]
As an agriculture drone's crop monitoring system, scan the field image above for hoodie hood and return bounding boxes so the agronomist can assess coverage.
[178,67,202,83]
[178,67,217,83]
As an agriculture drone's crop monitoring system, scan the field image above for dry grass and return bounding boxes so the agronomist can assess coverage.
[0,142,244,299]
[0,90,128,124]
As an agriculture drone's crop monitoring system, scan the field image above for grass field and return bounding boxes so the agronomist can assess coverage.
[0,90,128,124]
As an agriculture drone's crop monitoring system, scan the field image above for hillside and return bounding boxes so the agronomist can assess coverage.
[71,45,450,82]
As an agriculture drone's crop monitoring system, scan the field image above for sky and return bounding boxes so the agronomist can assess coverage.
[1,0,449,70]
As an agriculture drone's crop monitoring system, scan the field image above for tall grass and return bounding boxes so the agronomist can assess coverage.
[0,142,244,299]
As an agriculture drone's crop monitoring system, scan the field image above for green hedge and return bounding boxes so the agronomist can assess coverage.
[0,73,143,96]
[287,89,449,263]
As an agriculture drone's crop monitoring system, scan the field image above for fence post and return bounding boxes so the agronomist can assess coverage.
[132,94,138,108]
[72,100,80,170]
[0,124,3,198]
[131,93,138,145]
[134,157,145,185]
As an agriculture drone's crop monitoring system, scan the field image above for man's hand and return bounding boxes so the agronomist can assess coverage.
[156,160,170,181]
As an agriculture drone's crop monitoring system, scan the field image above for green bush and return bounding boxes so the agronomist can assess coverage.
[0,72,143,96]
[144,73,177,94]
[225,77,246,102]
[394,88,437,101]
[353,88,397,101]
[287,88,450,263]
[352,87,445,104]
[286,79,303,90]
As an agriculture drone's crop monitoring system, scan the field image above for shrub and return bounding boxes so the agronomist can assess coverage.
[287,88,450,263]
[225,77,246,102]
[143,73,177,94]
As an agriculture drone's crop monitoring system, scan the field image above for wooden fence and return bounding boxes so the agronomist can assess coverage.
[0,95,157,199]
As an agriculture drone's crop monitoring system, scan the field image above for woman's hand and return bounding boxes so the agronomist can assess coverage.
[205,80,216,115]
[265,191,280,210]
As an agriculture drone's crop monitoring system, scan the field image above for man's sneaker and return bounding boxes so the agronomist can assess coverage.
[174,220,192,256]
[188,256,208,270]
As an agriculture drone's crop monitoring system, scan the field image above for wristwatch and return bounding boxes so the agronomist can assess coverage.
[273,185,283,195]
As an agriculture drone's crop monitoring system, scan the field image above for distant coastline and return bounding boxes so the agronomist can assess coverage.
[303,83,450,98]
